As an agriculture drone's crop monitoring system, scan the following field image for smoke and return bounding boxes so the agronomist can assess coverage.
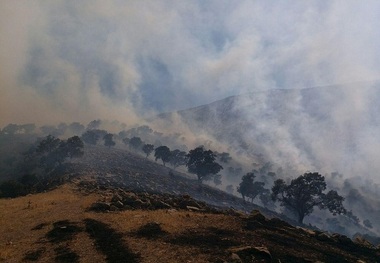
[2,1,379,127]
[1,1,380,177]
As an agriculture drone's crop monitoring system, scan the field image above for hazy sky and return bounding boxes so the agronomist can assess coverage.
[1,1,380,125]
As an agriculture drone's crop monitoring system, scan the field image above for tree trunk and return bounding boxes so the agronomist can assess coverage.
[298,213,305,224]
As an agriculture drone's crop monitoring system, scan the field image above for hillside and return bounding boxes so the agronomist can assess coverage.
[1,146,379,263]
[157,83,380,174]
[155,84,380,236]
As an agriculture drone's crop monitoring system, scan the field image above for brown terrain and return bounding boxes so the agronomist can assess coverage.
[0,146,379,263]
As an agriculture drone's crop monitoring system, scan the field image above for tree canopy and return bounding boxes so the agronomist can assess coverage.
[81,130,100,145]
[237,172,268,202]
[142,144,154,158]
[169,149,188,169]
[186,146,223,183]
[129,136,143,151]
[103,133,116,148]
[36,135,85,174]
[154,146,171,166]
[271,172,346,224]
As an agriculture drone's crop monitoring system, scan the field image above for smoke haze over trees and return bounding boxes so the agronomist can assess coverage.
[1,0,380,244]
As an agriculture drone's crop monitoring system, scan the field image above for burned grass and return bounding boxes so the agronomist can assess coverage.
[84,218,140,263]
[133,222,168,239]
[31,222,49,231]
[46,220,82,243]
[167,228,240,251]
[23,248,45,261]
[54,246,80,263]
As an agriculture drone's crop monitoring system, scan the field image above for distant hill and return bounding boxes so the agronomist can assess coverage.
[156,82,380,177]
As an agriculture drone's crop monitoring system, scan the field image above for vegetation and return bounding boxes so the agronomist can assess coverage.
[103,133,116,148]
[237,172,269,202]
[169,149,187,169]
[129,137,143,151]
[142,144,154,158]
[154,146,171,166]
[36,135,85,174]
[186,146,223,183]
[81,130,100,145]
[271,172,346,223]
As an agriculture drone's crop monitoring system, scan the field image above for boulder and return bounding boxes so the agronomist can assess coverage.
[111,193,123,203]
[354,236,374,249]
[151,200,172,209]
[248,210,267,223]
[114,200,124,209]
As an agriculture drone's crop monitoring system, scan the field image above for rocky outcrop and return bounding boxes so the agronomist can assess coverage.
[89,188,217,213]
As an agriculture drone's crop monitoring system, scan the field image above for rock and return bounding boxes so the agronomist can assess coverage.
[114,200,124,209]
[267,217,293,229]
[90,202,110,212]
[248,210,267,223]
[109,205,119,211]
[179,199,201,209]
[111,193,123,203]
[152,200,172,209]
[316,232,331,242]
[186,206,201,211]
[331,233,353,246]
[354,236,374,248]
[133,199,145,208]
[296,226,316,236]
[230,253,242,263]
[244,210,267,230]
[229,246,272,263]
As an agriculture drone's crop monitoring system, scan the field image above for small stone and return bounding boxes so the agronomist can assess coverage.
[186,206,200,211]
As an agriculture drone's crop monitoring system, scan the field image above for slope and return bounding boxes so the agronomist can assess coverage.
[1,145,379,263]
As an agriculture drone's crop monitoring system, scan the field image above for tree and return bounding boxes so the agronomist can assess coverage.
[36,136,67,172]
[103,133,116,148]
[36,135,85,173]
[122,137,130,146]
[1,124,20,135]
[169,149,188,169]
[237,172,255,201]
[20,123,36,134]
[154,146,171,166]
[217,152,232,163]
[36,135,61,154]
[237,172,267,202]
[142,144,154,158]
[68,122,85,135]
[87,119,101,130]
[65,136,84,158]
[129,136,143,151]
[271,172,346,224]
[186,146,223,183]
[81,130,100,145]
[213,174,222,186]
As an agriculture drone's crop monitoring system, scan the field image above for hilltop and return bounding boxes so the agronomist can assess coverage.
[1,146,379,263]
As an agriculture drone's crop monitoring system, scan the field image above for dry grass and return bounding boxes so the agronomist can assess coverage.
[1,182,379,263]
[0,183,241,263]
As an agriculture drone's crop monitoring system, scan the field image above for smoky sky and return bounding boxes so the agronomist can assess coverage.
[1,1,380,125]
